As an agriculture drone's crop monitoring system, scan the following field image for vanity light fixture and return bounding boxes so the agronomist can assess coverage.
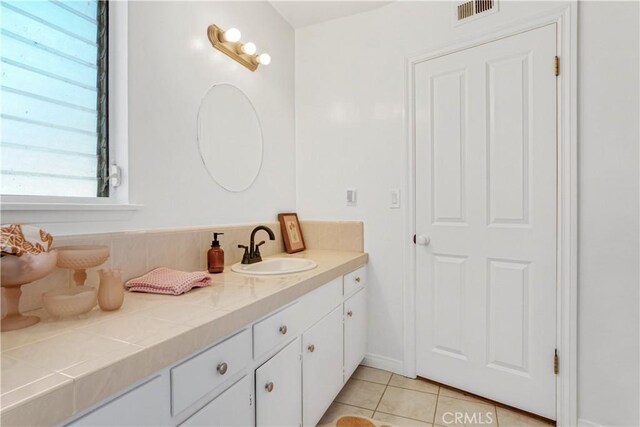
[207,25,271,72]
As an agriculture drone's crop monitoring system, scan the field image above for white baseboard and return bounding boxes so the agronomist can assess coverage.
[578,419,603,427]
[362,353,404,375]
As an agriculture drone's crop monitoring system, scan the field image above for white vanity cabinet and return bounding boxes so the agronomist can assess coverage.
[255,337,302,427]
[344,287,367,381]
[64,264,367,427]
[302,305,344,426]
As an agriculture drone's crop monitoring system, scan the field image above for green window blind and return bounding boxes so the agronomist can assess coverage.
[0,0,109,197]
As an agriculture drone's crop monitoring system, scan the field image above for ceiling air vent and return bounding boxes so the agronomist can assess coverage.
[454,0,498,26]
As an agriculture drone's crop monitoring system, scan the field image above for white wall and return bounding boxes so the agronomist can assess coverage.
[577,2,639,426]
[17,1,296,235]
[127,1,295,231]
[295,1,639,425]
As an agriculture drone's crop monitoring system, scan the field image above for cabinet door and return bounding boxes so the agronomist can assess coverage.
[302,306,343,426]
[181,376,252,427]
[255,338,301,427]
[344,288,367,381]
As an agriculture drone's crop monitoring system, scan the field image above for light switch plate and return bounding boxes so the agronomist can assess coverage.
[347,188,357,206]
[390,189,400,208]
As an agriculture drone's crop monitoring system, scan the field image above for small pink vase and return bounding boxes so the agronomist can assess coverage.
[98,269,124,311]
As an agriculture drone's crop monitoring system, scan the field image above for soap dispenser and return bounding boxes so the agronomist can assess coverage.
[207,233,225,274]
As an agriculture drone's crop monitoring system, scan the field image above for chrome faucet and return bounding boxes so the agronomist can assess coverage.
[238,225,276,264]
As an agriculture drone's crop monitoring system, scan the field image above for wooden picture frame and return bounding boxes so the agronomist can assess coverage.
[278,213,305,253]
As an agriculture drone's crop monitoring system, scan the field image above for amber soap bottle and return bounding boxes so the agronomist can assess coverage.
[207,232,224,274]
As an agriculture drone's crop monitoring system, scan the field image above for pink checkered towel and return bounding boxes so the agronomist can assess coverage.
[125,267,211,295]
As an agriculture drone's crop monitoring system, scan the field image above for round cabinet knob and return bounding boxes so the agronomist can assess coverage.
[217,362,228,375]
[347,310,353,317]
[416,235,431,246]
[265,382,274,392]
[279,325,288,335]
[355,277,361,283]
[308,344,315,353]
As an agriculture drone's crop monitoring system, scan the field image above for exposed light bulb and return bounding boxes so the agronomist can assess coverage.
[256,53,271,65]
[241,42,257,55]
[222,28,241,43]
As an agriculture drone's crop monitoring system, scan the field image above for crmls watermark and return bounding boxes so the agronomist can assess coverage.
[441,411,495,425]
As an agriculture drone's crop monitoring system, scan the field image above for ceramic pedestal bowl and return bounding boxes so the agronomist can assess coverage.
[56,245,110,286]
[1,250,58,331]
[42,286,97,319]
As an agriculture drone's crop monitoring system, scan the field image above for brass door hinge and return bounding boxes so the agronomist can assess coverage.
[554,349,559,374]
[555,56,560,76]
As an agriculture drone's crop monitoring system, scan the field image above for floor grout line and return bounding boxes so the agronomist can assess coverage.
[432,391,440,425]
[369,371,393,418]
[386,384,440,395]
[351,377,439,395]
[349,377,391,386]
[333,401,378,414]
[372,382,387,414]
[374,409,436,425]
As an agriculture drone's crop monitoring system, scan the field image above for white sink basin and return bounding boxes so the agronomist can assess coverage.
[231,257,317,275]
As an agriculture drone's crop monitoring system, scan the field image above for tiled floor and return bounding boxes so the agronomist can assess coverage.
[318,366,556,427]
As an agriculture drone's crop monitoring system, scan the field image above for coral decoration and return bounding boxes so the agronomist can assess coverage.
[1,224,53,257]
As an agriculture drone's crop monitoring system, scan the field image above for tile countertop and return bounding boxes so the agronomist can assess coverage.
[0,249,368,427]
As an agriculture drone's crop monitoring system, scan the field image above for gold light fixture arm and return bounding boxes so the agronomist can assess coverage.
[207,25,259,71]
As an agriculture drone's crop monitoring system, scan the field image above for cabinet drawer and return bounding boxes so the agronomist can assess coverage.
[180,376,252,427]
[171,329,251,416]
[253,302,301,359]
[70,375,169,426]
[344,266,366,296]
[298,277,342,331]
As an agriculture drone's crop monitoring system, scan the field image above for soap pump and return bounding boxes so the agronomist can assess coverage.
[207,232,225,274]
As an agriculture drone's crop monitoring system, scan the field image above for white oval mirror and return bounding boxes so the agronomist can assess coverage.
[197,84,263,192]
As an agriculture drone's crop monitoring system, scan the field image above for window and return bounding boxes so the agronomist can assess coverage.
[1,0,109,198]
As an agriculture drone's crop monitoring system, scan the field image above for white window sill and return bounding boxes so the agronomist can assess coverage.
[1,202,142,212]
[1,202,142,225]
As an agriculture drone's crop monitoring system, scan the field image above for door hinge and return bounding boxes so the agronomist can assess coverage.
[554,56,560,76]
[554,349,559,374]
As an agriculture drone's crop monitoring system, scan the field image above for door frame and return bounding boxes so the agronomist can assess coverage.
[403,4,577,425]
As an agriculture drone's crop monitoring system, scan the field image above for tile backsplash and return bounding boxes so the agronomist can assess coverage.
[1,220,363,315]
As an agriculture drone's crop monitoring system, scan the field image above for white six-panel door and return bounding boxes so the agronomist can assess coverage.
[414,24,557,419]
